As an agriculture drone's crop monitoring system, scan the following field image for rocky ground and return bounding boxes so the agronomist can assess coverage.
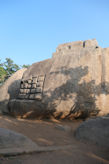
[0,115,109,164]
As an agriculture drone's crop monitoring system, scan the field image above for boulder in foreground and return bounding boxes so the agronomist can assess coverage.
[75,117,109,148]
[0,128,38,155]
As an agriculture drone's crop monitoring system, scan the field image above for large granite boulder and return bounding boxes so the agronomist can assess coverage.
[0,68,27,113]
[8,39,109,119]
[75,117,109,148]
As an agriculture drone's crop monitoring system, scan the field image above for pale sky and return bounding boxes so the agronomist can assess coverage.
[0,0,109,65]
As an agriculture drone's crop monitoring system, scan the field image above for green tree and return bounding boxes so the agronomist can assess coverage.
[0,59,3,67]
[0,58,29,85]
[0,59,6,84]
[0,67,7,84]
[22,64,30,68]
[4,58,20,78]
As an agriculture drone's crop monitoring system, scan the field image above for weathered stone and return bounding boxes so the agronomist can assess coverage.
[9,99,45,118]
[23,89,28,94]
[27,84,31,88]
[32,83,37,88]
[20,89,24,94]
[29,94,35,99]
[56,41,83,53]
[37,81,44,87]
[53,39,99,57]
[31,89,37,93]
[0,68,27,113]
[32,77,37,83]
[38,75,45,81]
[24,82,28,88]
[20,83,24,89]
[75,117,109,148]
[6,39,109,119]
[28,93,42,100]
[0,128,39,155]
[83,39,98,48]
[26,89,31,94]
[34,94,42,100]
[28,79,32,84]
[36,87,42,93]
[18,94,28,99]
[55,124,71,132]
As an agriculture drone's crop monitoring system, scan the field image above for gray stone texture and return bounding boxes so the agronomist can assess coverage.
[75,117,109,148]
[0,128,39,155]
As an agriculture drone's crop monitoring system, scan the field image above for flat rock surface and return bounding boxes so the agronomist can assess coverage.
[0,115,109,164]
[75,117,109,148]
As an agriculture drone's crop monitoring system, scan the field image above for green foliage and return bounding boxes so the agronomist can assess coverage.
[4,58,20,77]
[0,59,3,67]
[0,67,7,84]
[0,58,29,85]
[22,64,30,68]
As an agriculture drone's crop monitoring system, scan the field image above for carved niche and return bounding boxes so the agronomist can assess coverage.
[18,75,45,100]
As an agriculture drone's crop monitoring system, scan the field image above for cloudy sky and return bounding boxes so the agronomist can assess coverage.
[0,0,109,65]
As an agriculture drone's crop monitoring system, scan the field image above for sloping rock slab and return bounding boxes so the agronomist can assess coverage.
[0,128,40,156]
[0,128,73,156]
[75,117,109,148]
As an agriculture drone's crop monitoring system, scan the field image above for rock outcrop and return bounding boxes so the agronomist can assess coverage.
[0,68,27,113]
[6,39,109,119]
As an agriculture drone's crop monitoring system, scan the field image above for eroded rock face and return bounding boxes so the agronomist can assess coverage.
[8,39,109,119]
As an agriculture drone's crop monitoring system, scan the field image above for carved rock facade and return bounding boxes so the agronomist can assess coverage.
[18,75,45,100]
[8,39,109,119]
